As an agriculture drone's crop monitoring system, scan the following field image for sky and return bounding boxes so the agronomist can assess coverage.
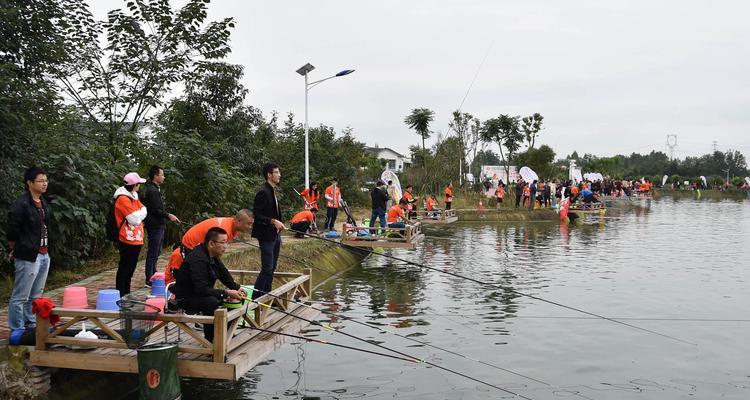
[89,0,750,161]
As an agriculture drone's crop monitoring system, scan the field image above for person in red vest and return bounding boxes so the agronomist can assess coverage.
[290,210,315,238]
[444,183,454,210]
[402,184,418,219]
[164,210,253,285]
[299,181,320,212]
[114,172,148,296]
[324,177,343,231]
[386,199,413,229]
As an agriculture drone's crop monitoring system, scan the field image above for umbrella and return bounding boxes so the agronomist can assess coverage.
[519,166,539,183]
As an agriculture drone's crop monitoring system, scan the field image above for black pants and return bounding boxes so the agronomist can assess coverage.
[116,243,142,296]
[325,207,338,231]
[178,296,220,342]
[253,234,281,300]
[445,202,452,210]
[290,221,311,237]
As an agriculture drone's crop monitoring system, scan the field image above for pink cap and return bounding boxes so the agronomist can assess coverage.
[123,172,146,185]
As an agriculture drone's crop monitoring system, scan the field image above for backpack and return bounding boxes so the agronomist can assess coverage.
[105,195,128,243]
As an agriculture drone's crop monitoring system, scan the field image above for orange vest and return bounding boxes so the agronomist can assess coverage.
[291,210,314,224]
[165,217,237,284]
[387,205,405,223]
[325,185,342,208]
[444,187,453,202]
[402,191,414,210]
[426,198,437,211]
[115,195,146,245]
[300,188,320,210]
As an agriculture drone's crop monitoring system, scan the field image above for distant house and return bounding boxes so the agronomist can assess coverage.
[365,145,412,172]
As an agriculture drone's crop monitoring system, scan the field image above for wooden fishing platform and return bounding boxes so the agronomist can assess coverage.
[417,209,458,224]
[630,192,654,200]
[568,202,606,214]
[29,269,318,381]
[340,222,424,249]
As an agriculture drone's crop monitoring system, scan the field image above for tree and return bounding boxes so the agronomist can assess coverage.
[56,0,237,160]
[448,110,474,184]
[404,108,435,150]
[514,145,556,179]
[480,115,524,182]
[521,113,544,149]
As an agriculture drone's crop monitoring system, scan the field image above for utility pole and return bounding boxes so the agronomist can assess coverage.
[712,141,718,153]
[666,134,678,160]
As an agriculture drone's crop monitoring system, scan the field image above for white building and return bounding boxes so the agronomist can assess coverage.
[365,146,412,172]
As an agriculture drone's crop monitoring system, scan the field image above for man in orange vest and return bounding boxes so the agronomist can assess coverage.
[402,184,418,219]
[444,183,454,210]
[324,177,343,231]
[164,210,253,285]
[290,210,315,238]
[386,198,412,228]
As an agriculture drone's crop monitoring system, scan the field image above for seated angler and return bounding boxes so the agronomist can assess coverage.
[387,198,413,230]
[173,227,246,342]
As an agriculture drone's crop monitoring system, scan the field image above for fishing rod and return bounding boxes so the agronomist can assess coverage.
[289,229,696,346]
[251,288,554,387]
[245,296,533,399]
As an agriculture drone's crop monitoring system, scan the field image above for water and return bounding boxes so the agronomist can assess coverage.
[184,197,750,399]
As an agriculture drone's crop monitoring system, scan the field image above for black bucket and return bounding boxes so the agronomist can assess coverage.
[137,343,181,400]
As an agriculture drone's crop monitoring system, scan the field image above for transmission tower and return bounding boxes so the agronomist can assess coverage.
[666,134,678,160]
[712,141,718,152]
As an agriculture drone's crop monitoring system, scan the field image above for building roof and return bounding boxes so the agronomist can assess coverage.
[364,146,406,158]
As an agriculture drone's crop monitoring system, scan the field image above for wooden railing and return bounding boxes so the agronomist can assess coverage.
[416,208,456,222]
[34,269,312,364]
[340,222,423,246]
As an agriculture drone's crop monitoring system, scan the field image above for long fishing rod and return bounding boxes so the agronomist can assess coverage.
[251,288,553,387]
[289,229,696,346]
[246,296,533,399]
[249,324,417,364]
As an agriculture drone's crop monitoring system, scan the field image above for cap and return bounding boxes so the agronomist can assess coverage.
[123,172,146,185]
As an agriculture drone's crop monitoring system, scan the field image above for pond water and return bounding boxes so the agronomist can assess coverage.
[75,197,750,400]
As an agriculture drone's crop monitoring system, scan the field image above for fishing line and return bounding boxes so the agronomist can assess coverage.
[289,229,697,346]
[252,288,555,387]
[246,297,533,399]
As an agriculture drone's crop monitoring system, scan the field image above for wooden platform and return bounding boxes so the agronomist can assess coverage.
[568,202,606,214]
[30,270,318,381]
[340,222,424,249]
[417,209,458,224]
[630,192,654,200]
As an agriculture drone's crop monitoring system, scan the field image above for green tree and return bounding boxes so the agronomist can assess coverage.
[404,108,435,150]
[480,115,524,183]
[514,145,556,179]
[56,0,236,160]
[448,110,474,184]
[521,113,544,149]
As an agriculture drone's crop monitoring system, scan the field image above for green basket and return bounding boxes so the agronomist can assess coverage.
[222,285,254,327]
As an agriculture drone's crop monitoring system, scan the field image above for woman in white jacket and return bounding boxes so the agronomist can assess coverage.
[114,172,148,296]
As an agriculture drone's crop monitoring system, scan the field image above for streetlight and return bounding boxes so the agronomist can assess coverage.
[296,63,355,189]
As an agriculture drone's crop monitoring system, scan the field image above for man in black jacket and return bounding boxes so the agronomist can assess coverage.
[7,167,53,331]
[141,165,180,286]
[251,163,285,300]
[174,227,244,342]
[368,180,389,230]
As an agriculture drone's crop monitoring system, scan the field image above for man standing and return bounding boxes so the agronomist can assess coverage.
[252,163,285,300]
[402,184,418,219]
[515,179,523,208]
[7,167,52,332]
[173,227,245,342]
[142,165,180,287]
[324,178,343,232]
[444,183,454,210]
[369,180,389,231]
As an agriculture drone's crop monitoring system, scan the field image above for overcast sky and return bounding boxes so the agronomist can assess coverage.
[91,1,750,161]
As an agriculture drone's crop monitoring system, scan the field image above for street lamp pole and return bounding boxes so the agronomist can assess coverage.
[296,63,355,190]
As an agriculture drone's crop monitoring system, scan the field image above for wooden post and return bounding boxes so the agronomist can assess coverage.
[303,268,312,301]
[35,313,51,351]
[213,308,227,362]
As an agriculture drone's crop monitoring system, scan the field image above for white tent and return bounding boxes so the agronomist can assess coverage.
[381,170,402,203]
[662,175,669,186]
[519,166,539,183]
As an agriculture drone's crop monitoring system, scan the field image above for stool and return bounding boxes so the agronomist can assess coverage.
[96,289,121,310]
[62,286,88,309]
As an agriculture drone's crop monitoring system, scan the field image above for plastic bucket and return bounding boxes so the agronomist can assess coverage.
[62,286,88,309]
[151,278,166,297]
[137,343,181,400]
[96,289,121,311]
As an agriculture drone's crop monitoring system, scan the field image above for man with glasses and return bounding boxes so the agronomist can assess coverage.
[7,167,52,333]
[173,227,245,342]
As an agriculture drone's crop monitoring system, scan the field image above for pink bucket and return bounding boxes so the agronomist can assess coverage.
[144,297,165,314]
[62,286,89,309]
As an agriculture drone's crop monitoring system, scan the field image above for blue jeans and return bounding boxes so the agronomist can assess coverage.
[369,208,386,229]
[252,234,281,300]
[9,253,50,330]
[388,222,406,228]
[145,225,165,283]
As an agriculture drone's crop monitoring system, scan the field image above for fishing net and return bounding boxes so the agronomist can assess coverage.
[118,294,161,349]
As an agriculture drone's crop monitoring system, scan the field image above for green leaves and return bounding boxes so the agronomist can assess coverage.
[404,108,435,150]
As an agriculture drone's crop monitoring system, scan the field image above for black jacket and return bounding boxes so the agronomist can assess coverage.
[251,182,282,242]
[370,186,389,210]
[141,182,168,228]
[173,244,240,300]
[7,191,53,262]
